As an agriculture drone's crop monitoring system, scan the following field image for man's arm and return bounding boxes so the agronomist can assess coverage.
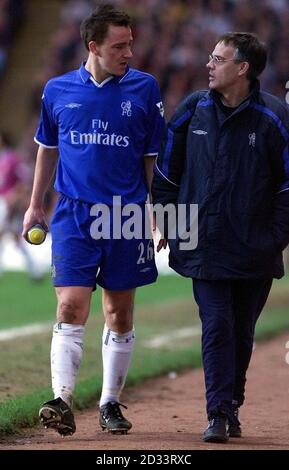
[272,189,289,251]
[22,145,58,237]
[269,112,289,251]
[152,93,201,249]
[144,156,155,203]
[152,92,203,207]
[144,156,167,251]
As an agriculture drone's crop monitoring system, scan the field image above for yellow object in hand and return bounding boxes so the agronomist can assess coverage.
[27,224,47,245]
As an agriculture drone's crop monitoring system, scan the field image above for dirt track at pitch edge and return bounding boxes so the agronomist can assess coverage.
[1,332,289,450]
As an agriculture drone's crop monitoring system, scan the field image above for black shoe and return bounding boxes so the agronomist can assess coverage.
[229,408,242,438]
[203,416,229,443]
[39,397,76,436]
[99,401,132,434]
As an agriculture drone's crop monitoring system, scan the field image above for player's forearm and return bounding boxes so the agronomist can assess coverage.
[29,146,58,209]
[144,156,155,203]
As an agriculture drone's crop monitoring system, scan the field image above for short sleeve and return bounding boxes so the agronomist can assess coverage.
[34,84,58,148]
[143,78,165,157]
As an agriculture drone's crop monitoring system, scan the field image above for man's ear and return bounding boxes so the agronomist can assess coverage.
[238,61,249,77]
[88,41,99,56]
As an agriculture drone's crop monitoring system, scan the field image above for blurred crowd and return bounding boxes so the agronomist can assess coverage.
[1,0,289,274]
[0,128,54,278]
[0,0,25,78]
[28,0,289,118]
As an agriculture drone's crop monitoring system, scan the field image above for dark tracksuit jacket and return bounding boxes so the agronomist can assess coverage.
[152,82,289,280]
[152,83,289,418]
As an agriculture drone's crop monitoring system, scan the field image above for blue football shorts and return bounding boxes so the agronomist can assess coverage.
[50,194,158,290]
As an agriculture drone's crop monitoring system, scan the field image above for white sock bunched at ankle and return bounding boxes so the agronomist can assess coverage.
[51,322,85,407]
[99,324,135,407]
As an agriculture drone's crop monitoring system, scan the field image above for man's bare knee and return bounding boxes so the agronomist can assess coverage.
[57,300,79,323]
[55,287,92,324]
[102,289,135,333]
[107,315,129,333]
[105,305,133,332]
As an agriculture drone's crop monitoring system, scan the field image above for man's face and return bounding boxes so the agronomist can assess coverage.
[96,24,133,76]
[206,41,243,93]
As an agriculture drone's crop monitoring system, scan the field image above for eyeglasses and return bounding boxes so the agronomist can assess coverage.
[208,54,236,65]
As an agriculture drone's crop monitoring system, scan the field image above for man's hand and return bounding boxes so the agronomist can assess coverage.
[22,206,48,240]
[152,212,167,252]
[156,237,167,252]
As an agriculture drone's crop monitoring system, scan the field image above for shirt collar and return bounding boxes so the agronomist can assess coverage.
[79,62,91,83]
[78,62,130,85]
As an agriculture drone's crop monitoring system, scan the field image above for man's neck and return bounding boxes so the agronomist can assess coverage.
[85,56,111,84]
[220,82,251,108]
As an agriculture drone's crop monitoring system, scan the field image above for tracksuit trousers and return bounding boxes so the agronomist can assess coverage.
[193,278,272,420]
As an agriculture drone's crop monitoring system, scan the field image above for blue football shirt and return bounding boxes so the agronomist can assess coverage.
[35,63,165,205]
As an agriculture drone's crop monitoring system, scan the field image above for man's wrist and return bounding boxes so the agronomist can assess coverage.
[29,199,44,211]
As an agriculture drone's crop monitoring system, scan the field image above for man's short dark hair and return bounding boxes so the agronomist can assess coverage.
[80,4,132,50]
[217,32,267,81]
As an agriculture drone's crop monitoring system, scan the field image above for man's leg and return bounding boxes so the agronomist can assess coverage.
[227,279,272,438]
[232,279,272,406]
[99,288,135,433]
[193,279,235,418]
[193,279,235,442]
[39,286,92,436]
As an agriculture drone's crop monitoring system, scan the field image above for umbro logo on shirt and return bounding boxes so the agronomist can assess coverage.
[192,129,208,135]
[65,103,83,108]
[139,267,151,273]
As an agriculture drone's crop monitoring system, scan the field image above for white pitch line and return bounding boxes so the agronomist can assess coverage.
[0,323,201,348]
[142,326,201,348]
[0,322,52,341]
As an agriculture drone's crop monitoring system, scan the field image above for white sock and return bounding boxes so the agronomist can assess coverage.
[51,322,84,407]
[99,324,135,407]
